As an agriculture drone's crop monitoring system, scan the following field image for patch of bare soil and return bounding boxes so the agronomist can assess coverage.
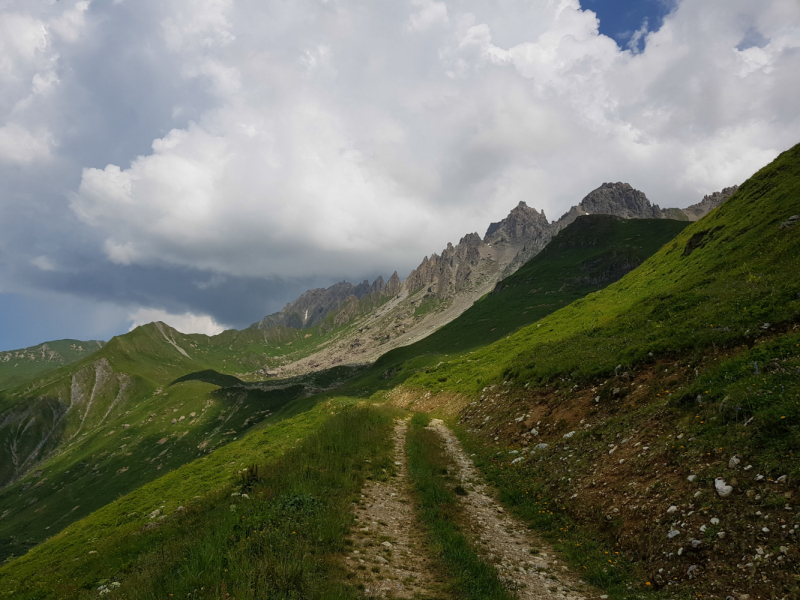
[455,355,800,599]
[345,419,446,598]
[386,386,472,418]
[426,419,593,600]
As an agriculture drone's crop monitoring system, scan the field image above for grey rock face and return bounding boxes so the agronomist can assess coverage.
[577,182,665,220]
[681,186,738,221]
[252,280,380,330]
[484,201,550,246]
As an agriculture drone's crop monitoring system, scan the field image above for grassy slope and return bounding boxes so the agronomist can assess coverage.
[397,144,800,598]
[386,215,688,360]
[0,339,105,391]
[0,395,384,599]
[343,215,689,393]
[400,143,800,394]
[0,324,321,561]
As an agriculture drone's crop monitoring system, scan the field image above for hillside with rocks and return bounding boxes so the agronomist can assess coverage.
[257,183,736,376]
[0,339,105,391]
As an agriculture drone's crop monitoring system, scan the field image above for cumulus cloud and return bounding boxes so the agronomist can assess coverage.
[2,0,800,344]
[64,0,800,282]
[127,307,228,336]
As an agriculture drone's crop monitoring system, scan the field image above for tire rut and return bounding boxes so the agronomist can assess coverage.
[346,419,446,598]
[427,419,594,600]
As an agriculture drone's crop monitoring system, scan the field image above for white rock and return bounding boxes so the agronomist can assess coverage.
[532,443,549,452]
[381,541,393,548]
[715,478,733,498]
[563,431,575,439]
[691,539,702,548]
[756,474,765,482]
[710,518,720,525]
[776,475,787,484]
[743,465,752,471]
[667,529,680,539]
[530,428,539,436]
[511,457,525,465]
[687,475,697,482]
[728,456,740,469]
[717,531,726,539]
[667,506,678,514]
[762,527,770,533]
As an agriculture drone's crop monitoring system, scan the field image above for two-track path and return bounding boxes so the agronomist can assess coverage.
[427,419,590,600]
[345,419,445,598]
[345,418,594,599]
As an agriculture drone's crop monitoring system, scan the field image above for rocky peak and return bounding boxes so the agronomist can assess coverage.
[578,182,664,220]
[484,201,551,245]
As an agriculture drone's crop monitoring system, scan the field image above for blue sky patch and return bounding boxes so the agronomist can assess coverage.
[583,0,678,51]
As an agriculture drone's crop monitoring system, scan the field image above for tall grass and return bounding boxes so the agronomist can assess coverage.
[109,405,395,600]
[406,414,516,600]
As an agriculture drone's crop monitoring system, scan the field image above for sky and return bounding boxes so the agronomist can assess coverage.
[0,0,798,351]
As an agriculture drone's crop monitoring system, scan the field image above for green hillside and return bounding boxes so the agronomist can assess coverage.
[0,339,105,391]
[0,322,360,561]
[400,143,800,394]
[377,215,688,366]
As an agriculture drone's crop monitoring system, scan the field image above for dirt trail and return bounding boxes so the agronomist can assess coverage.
[345,419,445,598]
[427,419,593,600]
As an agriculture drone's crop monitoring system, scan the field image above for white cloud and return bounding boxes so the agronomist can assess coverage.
[127,307,228,336]
[0,123,51,163]
[0,0,796,297]
[61,0,800,282]
[408,0,449,32]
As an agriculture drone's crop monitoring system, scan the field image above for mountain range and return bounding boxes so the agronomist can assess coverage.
[5,149,796,600]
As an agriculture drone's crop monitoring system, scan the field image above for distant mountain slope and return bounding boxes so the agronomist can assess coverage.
[0,339,105,390]
[0,322,355,561]
[373,215,689,371]
[260,184,734,376]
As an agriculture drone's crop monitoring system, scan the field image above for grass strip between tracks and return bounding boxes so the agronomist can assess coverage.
[406,413,516,600]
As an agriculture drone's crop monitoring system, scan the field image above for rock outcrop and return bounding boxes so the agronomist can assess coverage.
[680,186,739,221]
[577,182,665,220]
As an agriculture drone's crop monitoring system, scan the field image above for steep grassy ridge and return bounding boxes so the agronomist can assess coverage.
[399,144,800,598]
[378,215,688,366]
[401,143,800,394]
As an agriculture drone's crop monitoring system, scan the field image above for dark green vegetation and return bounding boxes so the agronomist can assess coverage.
[406,413,515,600]
[402,215,687,356]
[0,339,105,390]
